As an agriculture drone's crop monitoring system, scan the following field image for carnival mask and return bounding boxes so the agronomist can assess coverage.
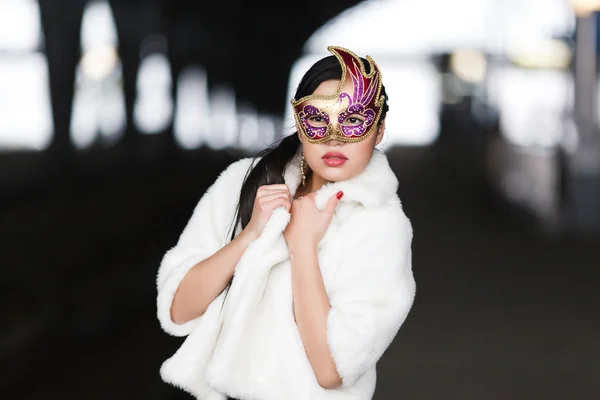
[291,46,385,144]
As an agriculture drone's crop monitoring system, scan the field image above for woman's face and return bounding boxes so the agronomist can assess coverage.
[297,78,385,184]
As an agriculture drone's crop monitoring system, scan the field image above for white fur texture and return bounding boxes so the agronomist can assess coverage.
[156,148,415,400]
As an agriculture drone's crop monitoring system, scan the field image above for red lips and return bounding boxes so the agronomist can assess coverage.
[322,152,348,167]
[322,152,348,160]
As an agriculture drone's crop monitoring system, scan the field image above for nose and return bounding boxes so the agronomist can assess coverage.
[325,138,344,146]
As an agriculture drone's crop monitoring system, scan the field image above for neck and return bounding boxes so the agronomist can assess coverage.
[302,172,329,195]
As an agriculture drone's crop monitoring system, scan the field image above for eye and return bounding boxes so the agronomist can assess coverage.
[345,115,364,125]
[307,115,328,127]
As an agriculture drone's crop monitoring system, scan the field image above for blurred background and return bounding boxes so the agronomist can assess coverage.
[1,0,599,399]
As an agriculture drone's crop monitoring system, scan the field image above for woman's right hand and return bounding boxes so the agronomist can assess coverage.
[244,184,292,239]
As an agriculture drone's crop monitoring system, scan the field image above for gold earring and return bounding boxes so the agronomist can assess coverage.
[300,152,306,187]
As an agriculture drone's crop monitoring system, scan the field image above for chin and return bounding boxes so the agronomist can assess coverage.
[317,168,353,183]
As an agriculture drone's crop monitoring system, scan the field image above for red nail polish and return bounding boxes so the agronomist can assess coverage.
[336,191,344,199]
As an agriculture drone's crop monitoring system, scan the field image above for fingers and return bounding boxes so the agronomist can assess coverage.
[258,191,292,205]
[262,196,292,212]
[252,185,292,218]
[256,191,291,211]
[324,191,343,215]
[257,184,290,195]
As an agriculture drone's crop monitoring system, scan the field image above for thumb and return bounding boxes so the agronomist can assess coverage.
[324,191,343,215]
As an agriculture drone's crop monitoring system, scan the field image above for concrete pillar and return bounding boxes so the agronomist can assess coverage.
[574,14,598,136]
[38,0,87,161]
[566,13,600,232]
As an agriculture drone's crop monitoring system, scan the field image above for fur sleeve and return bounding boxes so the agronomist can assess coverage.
[156,157,255,337]
[326,205,416,387]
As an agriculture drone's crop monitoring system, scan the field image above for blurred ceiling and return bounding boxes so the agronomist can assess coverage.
[157,0,366,114]
[36,0,365,116]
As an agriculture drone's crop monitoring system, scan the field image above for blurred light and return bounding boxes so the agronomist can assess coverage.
[97,73,127,145]
[133,53,173,134]
[257,113,278,149]
[380,61,441,146]
[70,63,127,149]
[562,118,579,154]
[502,0,575,52]
[78,0,120,80]
[450,49,487,83]
[174,66,210,150]
[237,102,261,152]
[509,39,572,69]
[80,0,118,50]
[205,85,238,150]
[305,0,574,57]
[233,107,281,153]
[0,0,51,151]
[70,73,98,149]
[486,65,573,148]
[81,46,118,80]
[0,0,41,52]
[305,0,489,56]
[284,56,440,146]
[71,0,125,149]
[0,54,53,150]
[571,0,600,16]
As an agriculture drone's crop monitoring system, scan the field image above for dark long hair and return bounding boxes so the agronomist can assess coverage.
[228,55,390,242]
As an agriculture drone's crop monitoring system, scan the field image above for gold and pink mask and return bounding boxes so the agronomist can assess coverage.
[291,46,385,144]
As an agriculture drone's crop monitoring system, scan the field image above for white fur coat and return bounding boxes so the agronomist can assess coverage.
[156,148,415,400]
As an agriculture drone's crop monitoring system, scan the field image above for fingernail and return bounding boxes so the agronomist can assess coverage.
[336,191,344,199]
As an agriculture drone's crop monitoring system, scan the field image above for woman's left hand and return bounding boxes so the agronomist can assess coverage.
[284,191,344,251]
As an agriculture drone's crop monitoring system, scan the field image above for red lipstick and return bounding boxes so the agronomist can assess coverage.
[322,151,348,167]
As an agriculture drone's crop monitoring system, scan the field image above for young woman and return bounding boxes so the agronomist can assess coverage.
[156,46,416,400]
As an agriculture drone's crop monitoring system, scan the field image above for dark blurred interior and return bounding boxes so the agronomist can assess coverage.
[1,1,599,399]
